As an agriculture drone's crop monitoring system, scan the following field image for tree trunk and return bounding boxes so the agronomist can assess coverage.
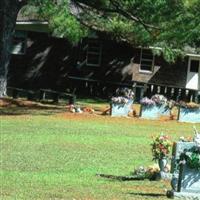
[0,0,20,97]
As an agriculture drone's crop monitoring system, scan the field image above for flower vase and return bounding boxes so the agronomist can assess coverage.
[158,157,168,172]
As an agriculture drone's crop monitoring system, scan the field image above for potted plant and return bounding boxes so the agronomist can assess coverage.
[151,134,172,172]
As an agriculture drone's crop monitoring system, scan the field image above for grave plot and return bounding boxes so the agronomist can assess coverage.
[178,107,200,123]
[169,138,200,199]
[110,88,134,117]
[111,100,133,117]
[140,95,172,120]
[140,104,170,119]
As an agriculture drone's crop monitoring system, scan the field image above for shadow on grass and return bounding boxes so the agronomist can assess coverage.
[128,192,166,198]
[0,107,66,116]
[0,97,109,116]
[0,98,66,116]
[77,97,108,105]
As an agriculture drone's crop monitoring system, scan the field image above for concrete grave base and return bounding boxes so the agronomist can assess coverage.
[178,107,200,123]
[160,171,172,180]
[111,100,133,117]
[140,104,170,119]
[171,191,200,200]
[169,142,200,200]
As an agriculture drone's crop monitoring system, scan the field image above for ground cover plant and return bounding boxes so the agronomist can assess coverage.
[1,98,200,200]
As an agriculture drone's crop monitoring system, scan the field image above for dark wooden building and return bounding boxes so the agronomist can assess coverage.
[9,13,200,102]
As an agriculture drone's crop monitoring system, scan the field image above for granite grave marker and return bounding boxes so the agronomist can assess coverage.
[169,132,200,199]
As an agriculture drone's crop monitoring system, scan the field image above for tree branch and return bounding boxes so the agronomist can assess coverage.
[74,1,118,13]
[73,0,160,36]
[109,0,160,31]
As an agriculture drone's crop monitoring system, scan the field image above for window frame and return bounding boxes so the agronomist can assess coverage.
[139,48,154,74]
[86,40,102,67]
[11,31,27,55]
[189,59,200,73]
[186,56,200,90]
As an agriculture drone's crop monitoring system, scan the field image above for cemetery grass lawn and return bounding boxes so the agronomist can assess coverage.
[1,111,200,200]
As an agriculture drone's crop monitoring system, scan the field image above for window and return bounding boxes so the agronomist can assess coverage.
[11,31,27,55]
[139,49,154,73]
[190,60,199,73]
[86,40,102,67]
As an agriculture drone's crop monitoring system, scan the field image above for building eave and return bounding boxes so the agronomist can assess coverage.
[16,21,49,33]
[16,21,48,25]
[186,53,200,58]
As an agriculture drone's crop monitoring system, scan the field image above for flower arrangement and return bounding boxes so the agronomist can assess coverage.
[131,165,160,180]
[181,146,200,170]
[111,96,129,104]
[140,94,169,107]
[140,97,155,106]
[151,94,167,105]
[166,100,176,109]
[115,87,135,99]
[179,136,193,142]
[179,101,200,109]
[111,88,134,104]
[151,134,172,160]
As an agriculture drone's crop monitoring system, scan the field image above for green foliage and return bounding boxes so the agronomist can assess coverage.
[26,0,88,43]
[184,147,200,170]
[22,0,200,62]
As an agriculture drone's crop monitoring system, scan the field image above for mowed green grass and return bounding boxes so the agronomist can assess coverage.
[1,112,200,200]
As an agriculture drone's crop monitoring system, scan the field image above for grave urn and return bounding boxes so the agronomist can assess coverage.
[158,157,168,172]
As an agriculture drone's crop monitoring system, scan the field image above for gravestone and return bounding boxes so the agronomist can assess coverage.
[111,100,133,117]
[178,107,200,123]
[169,141,200,199]
[140,105,170,120]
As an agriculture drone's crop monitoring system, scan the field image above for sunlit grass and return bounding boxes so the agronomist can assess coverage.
[1,107,200,199]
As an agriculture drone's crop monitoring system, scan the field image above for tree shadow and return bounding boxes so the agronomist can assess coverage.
[0,107,65,116]
[0,98,66,116]
[128,192,166,198]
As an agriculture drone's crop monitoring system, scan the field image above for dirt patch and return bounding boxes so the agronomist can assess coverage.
[0,98,179,126]
[0,99,10,107]
[53,111,179,127]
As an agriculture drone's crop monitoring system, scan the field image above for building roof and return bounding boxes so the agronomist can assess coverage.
[16,6,49,33]
[16,5,200,57]
[183,46,200,57]
[17,6,44,22]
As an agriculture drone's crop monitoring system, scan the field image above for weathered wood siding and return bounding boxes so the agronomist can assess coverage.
[8,32,76,90]
[8,32,189,98]
[131,55,188,88]
[71,37,188,88]
[69,38,134,83]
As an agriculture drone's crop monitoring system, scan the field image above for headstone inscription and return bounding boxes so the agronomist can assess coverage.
[169,140,200,199]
